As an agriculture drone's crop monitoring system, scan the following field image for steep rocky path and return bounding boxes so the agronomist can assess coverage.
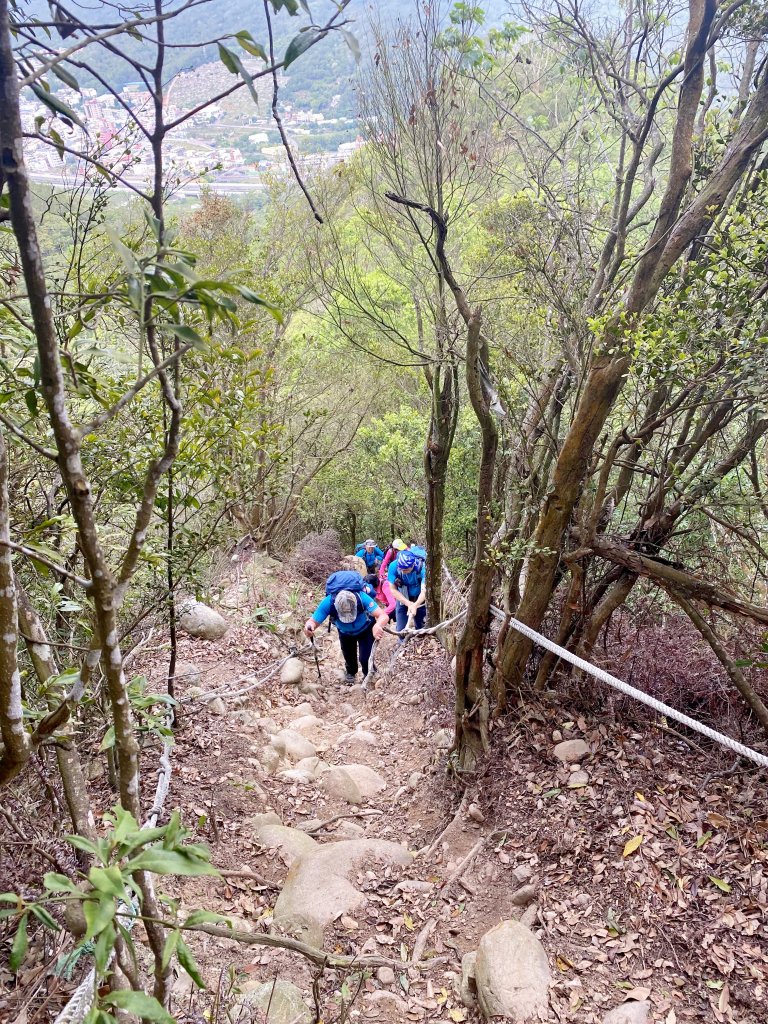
[133,552,766,1024]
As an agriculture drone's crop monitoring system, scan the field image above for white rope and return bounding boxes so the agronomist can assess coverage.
[54,723,175,1024]
[440,565,768,768]
[489,604,768,769]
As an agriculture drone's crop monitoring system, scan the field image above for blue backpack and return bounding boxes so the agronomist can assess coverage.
[325,571,366,623]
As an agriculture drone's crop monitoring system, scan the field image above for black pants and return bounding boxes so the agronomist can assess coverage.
[338,624,375,676]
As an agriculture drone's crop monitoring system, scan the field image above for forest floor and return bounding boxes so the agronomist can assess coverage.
[3,549,767,1024]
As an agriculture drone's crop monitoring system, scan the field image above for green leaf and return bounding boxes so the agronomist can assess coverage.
[217,44,258,103]
[270,0,299,14]
[99,726,115,752]
[127,848,218,877]
[103,991,174,1023]
[94,921,116,973]
[0,893,20,903]
[30,904,60,930]
[696,830,713,849]
[83,896,116,940]
[25,388,38,416]
[235,286,282,320]
[50,63,80,91]
[184,908,232,927]
[170,324,207,349]
[235,31,267,61]
[88,866,125,899]
[284,28,320,68]
[161,929,179,970]
[10,913,28,972]
[217,42,239,75]
[29,82,85,127]
[44,872,80,894]
[104,226,139,274]
[177,936,206,988]
[709,876,732,893]
[65,834,101,857]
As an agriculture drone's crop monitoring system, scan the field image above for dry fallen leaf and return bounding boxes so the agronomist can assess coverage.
[623,835,644,857]
[623,986,651,1002]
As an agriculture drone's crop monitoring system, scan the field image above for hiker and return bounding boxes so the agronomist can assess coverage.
[388,547,427,637]
[355,538,385,574]
[304,570,388,684]
[379,538,407,620]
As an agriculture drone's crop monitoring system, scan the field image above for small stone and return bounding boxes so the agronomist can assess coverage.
[520,903,538,928]
[512,863,533,885]
[568,770,590,789]
[460,951,478,1008]
[376,966,395,985]
[602,1002,650,1024]
[432,728,453,749]
[207,696,226,715]
[408,771,423,791]
[335,820,366,839]
[290,702,315,719]
[172,661,201,687]
[280,657,304,685]
[511,884,536,908]
[340,915,358,930]
[551,729,563,742]
[553,738,590,763]
[468,803,485,823]
[270,729,316,762]
[239,980,312,1024]
[394,879,434,893]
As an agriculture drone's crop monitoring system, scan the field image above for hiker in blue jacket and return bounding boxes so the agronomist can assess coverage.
[388,548,427,638]
[355,539,385,574]
[304,571,388,684]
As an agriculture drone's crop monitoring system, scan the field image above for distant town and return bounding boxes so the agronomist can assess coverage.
[22,57,362,198]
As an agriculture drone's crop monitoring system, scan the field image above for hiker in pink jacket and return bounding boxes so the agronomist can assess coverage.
[379,538,407,619]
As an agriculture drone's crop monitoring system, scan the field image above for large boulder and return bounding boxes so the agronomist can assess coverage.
[238,980,312,1024]
[474,920,550,1021]
[272,838,412,947]
[178,600,229,640]
[248,812,318,866]
[320,764,386,804]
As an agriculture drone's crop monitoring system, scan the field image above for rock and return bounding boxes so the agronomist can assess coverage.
[178,600,229,640]
[511,884,537,908]
[602,1002,650,1024]
[335,819,366,839]
[289,702,315,719]
[272,838,412,947]
[239,979,312,1024]
[553,738,589,763]
[290,715,325,741]
[249,814,318,865]
[294,756,329,778]
[320,764,386,804]
[172,661,201,687]
[394,879,434,893]
[276,768,314,784]
[280,657,305,685]
[468,803,485,823]
[568,769,590,788]
[520,903,538,928]
[258,746,284,774]
[377,966,396,985]
[363,990,409,1014]
[432,728,453,749]
[461,951,478,1008]
[408,771,423,791]
[512,864,533,885]
[474,920,550,1021]
[336,729,378,751]
[339,914,358,930]
[207,696,226,716]
[270,729,316,762]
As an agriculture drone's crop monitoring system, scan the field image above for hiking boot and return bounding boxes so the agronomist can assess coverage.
[343,672,357,685]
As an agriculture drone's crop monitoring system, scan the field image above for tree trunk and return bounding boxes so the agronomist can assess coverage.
[424,359,459,626]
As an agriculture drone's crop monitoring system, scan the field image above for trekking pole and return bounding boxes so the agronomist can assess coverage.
[310,636,322,685]
[361,639,378,696]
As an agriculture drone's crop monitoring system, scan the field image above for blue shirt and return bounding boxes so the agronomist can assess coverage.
[388,560,426,601]
[355,545,385,571]
[312,591,379,635]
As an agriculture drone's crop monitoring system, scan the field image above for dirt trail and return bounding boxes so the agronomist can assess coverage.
[135,553,767,1024]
